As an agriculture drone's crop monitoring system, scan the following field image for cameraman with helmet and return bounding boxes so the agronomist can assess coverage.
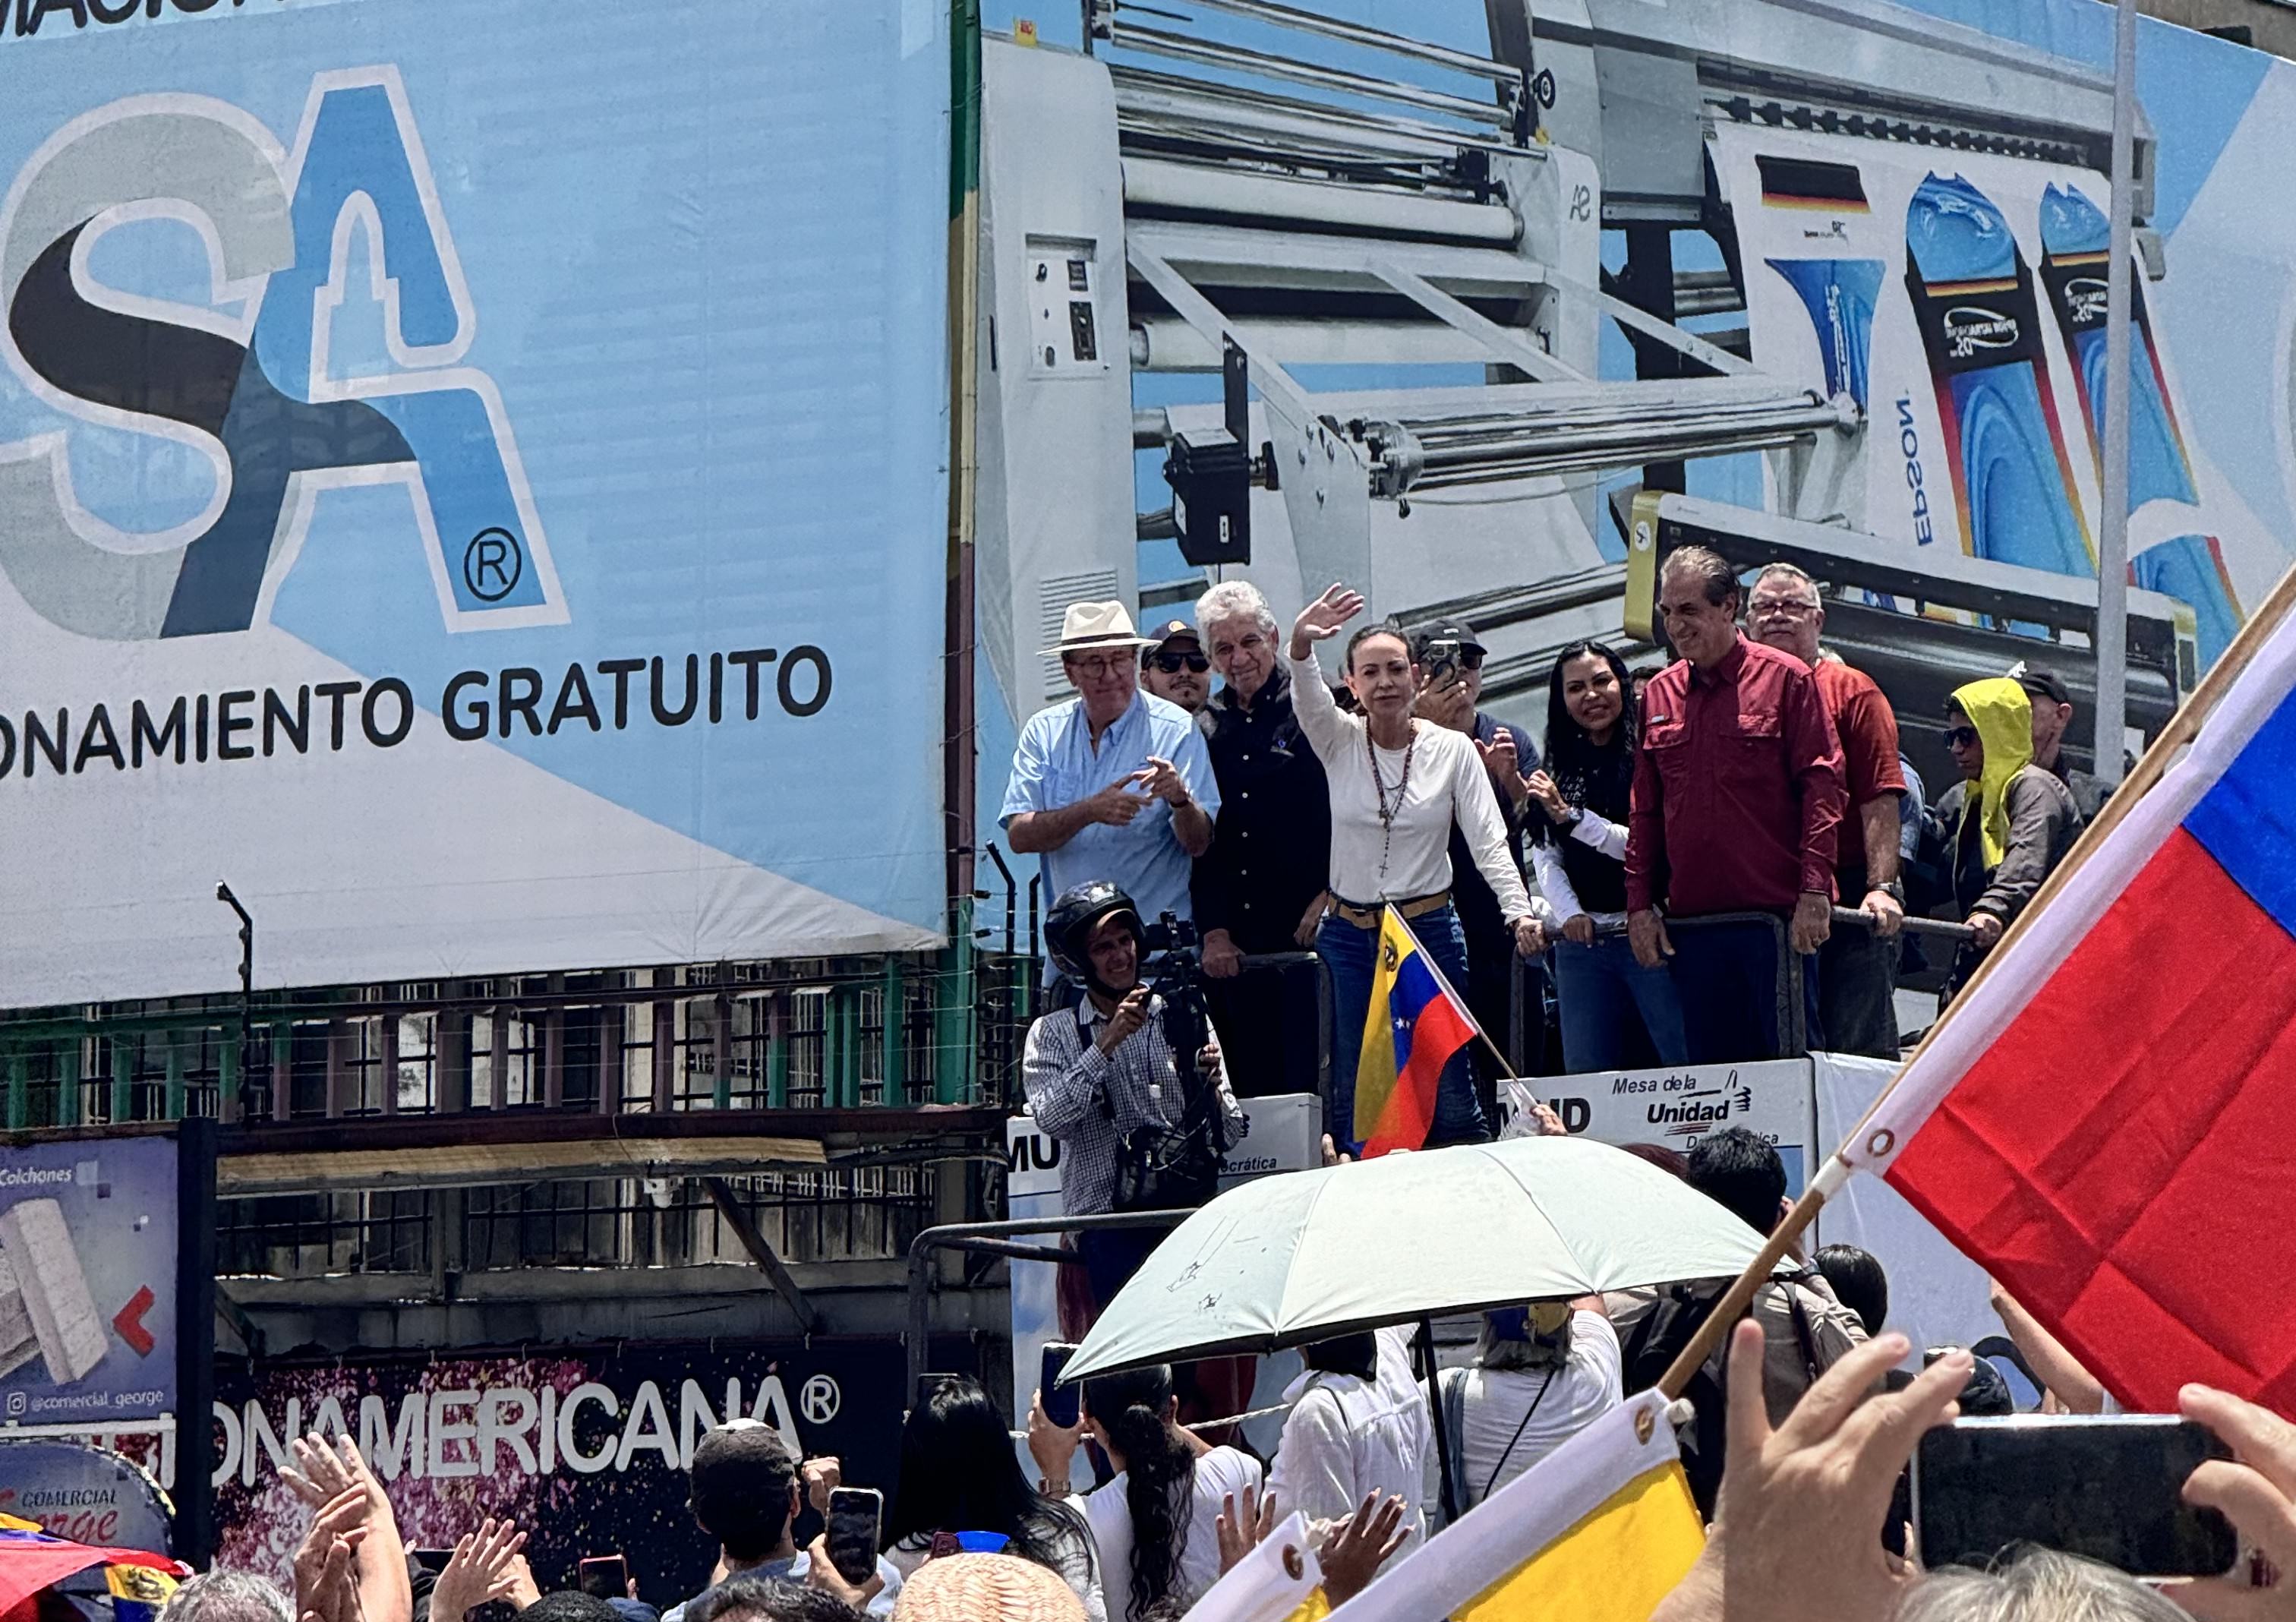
[1023,880,1244,1314]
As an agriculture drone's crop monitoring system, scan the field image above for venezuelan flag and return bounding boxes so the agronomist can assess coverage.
[1355,909,1478,1158]
[1327,1390,1705,1621]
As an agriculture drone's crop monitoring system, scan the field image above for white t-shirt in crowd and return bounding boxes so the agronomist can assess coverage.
[1440,1311,1624,1507]
[1268,1327,1433,1557]
[1286,651,1535,917]
[1081,1444,1262,1622]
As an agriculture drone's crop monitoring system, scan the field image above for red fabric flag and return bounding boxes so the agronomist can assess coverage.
[1844,607,2296,1412]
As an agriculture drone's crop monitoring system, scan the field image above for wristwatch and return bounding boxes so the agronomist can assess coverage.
[1872,879,1906,902]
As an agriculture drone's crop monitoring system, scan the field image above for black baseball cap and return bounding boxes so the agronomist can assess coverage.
[2014,667,2072,706]
[1410,620,1486,661]
[1141,619,1200,665]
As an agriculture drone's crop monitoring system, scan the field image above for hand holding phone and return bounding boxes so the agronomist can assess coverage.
[1039,1343,1081,1430]
[825,1486,883,1587]
[576,1556,629,1601]
[1914,1415,2238,1577]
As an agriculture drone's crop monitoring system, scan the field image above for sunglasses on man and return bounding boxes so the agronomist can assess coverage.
[1150,651,1210,674]
[1944,725,1980,749]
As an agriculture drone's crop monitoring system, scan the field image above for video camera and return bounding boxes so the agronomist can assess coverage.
[1140,910,1206,1058]
[1140,910,1200,961]
[1110,910,1238,1213]
[1421,636,1463,686]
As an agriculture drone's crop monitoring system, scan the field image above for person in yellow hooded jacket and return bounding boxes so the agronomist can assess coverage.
[1935,677,2079,1005]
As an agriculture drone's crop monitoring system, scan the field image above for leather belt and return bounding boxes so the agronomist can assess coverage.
[1329,889,1452,930]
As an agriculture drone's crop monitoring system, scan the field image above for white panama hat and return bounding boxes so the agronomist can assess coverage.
[1042,599,1155,655]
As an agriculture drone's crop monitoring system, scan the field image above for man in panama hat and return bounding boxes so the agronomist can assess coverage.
[1002,602,1219,979]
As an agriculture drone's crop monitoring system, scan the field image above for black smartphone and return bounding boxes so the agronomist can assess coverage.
[825,1486,883,1586]
[411,1550,454,1576]
[1040,1342,1081,1428]
[577,1556,629,1600]
[1914,1415,2239,1576]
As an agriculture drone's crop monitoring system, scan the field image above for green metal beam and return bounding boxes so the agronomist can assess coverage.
[881,959,906,1105]
[165,1033,187,1122]
[767,996,790,1109]
[109,1037,133,1123]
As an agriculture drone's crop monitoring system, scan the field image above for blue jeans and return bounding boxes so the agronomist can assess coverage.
[1318,904,1490,1152]
[1667,917,1823,1064]
[1552,935,1691,1072]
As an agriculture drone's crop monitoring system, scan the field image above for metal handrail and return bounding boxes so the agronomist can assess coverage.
[1559,906,1979,1060]
[1828,905,1977,943]
[904,1210,1191,1401]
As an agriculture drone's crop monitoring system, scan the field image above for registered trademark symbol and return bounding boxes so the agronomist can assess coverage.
[799,1374,840,1424]
[464,529,524,602]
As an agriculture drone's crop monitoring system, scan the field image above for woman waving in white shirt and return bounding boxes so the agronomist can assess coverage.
[1287,584,1547,1150]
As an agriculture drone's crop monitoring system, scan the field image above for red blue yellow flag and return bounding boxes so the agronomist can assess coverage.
[1355,909,1477,1157]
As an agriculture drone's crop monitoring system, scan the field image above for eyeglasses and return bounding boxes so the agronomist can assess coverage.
[1150,652,1210,674]
[1455,650,1487,671]
[1749,596,1818,617]
[1065,654,1126,679]
[1943,725,1980,749]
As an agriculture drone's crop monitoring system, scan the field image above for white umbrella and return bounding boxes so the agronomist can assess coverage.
[1063,1135,1782,1381]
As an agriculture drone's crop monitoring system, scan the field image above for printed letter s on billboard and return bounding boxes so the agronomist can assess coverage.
[0,68,563,643]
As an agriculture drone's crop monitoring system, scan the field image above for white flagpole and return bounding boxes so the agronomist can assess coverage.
[2096,0,2139,786]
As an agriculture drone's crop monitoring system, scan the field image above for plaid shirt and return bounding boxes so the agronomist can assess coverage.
[1021,993,1242,1216]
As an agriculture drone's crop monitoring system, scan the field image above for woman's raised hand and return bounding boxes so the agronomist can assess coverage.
[1288,582,1364,658]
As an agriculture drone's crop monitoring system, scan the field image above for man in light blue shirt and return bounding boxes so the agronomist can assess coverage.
[1002,602,1219,951]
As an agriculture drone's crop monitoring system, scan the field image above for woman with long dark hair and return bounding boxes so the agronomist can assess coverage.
[888,1375,1102,1617]
[1526,641,1689,1071]
[1027,1365,1259,1622]
[1285,585,1547,1150]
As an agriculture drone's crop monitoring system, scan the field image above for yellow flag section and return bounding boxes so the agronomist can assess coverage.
[1181,1510,1327,1622]
[1328,1390,1703,1622]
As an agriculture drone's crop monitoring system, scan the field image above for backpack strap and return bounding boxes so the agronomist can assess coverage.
[1438,1366,1471,1516]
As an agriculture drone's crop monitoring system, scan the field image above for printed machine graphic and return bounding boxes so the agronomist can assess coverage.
[0,1199,109,1387]
[973,0,2209,762]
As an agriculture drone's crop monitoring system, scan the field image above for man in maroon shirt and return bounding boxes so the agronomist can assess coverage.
[1749,563,1907,1059]
[1626,547,1848,1064]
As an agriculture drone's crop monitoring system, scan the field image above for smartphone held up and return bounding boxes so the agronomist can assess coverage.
[826,1487,884,1587]
[577,1557,629,1601]
[1913,1415,2240,1578]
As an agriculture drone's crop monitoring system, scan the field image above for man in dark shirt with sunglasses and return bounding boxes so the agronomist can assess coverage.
[1141,619,1212,715]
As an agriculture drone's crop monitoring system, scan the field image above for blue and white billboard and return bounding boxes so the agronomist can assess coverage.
[0,0,951,1004]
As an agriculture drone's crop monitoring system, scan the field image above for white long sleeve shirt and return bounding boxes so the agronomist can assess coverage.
[1268,1327,1432,1559]
[1286,652,1534,920]
[1526,809,1630,926]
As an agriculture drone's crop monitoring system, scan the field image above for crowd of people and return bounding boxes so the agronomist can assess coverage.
[1011,553,2106,1203]
[126,557,2171,1622]
[144,1124,2296,1622]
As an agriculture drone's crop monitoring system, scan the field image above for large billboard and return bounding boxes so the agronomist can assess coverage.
[0,0,951,1006]
[212,1342,910,1608]
[964,0,2296,855]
